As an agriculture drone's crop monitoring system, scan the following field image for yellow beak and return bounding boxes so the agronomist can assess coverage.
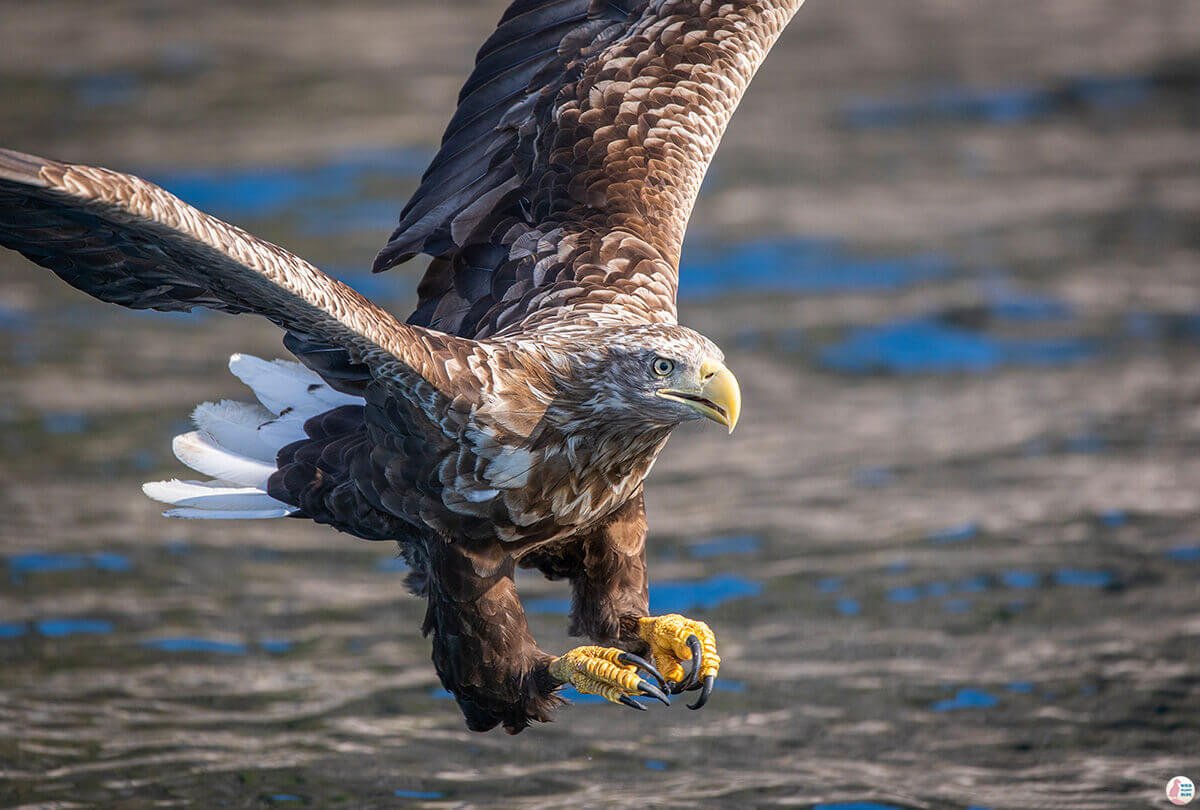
[657,361,741,433]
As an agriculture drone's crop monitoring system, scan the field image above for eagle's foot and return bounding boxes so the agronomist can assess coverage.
[637,614,721,710]
[549,646,670,710]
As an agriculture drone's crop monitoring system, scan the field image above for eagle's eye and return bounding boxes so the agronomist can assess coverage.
[651,357,675,377]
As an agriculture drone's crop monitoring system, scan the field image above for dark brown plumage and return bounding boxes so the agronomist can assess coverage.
[0,0,804,732]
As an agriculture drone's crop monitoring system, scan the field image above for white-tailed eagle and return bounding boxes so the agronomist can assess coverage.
[0,0,804,732]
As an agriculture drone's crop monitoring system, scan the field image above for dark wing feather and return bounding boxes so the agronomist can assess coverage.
[382,0,626,261]
[377,0,805,338]
[0,148,465,397]
[0,148,492,544]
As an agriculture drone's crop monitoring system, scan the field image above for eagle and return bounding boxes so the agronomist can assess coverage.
[0,0,804,732]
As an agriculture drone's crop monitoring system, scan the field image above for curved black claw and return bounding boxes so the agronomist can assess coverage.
[682,635,703,691]
[688,675,715,710]
[618,652,668,692]
[618,695,648,712]
[636,678,671,706]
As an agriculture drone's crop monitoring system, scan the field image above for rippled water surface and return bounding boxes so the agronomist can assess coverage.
[2,1,1200,807]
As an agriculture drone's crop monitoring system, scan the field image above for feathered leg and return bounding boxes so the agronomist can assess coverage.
[423,534,669,731]
[421,538,561,733]
[568,493,652,650]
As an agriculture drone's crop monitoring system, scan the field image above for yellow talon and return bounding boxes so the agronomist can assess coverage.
[637,614,721,709]
[548,646,671,710]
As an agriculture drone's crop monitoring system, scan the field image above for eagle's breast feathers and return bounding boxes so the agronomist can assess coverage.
[376,331,676,550]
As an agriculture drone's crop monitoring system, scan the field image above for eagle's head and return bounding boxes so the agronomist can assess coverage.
[544,323,741,435]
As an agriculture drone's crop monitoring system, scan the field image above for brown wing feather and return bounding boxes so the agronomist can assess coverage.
[0,148,508,545]
[378,0,805,338]
[0,147,466,395]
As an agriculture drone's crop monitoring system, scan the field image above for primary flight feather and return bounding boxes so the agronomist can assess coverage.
[0,0,804,732]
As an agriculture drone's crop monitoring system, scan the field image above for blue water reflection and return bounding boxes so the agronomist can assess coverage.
[36,618,114,637]
[0,303,32,332]
[879,567,1114,606]
[836,598,861,616]
[523,574,762,615]
[687,534,762,558]
[887,586,922,604]
[8,551,133,584]
[680,238,949,299]
[1166,546,1200,562]
[820,317,1095,375]
[141,638,249,654]
[74,73,141,108]
[1054,569,1114,588]
[259,639,294,654]
[984,282,1073,322]
[41,412,89,435]
[843,73,1152,129]
[929,522,980,544]
[649,575,763,614]
[854,467,895,489]
[1000,571,1040,589]
[376,556,410,573]
[817,577,844,594]
[931,688,999,711]
[148,148,430,221]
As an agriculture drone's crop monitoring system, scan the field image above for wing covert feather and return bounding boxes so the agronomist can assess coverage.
[378,0,805,338]
[0,148,466,396]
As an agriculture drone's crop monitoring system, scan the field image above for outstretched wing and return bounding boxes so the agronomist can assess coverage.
[0,148,493,540]
[377,0,805,338]
[0,148,465,397]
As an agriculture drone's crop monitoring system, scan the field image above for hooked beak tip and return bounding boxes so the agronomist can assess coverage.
[705,363,741,434]
[658,363,741,433]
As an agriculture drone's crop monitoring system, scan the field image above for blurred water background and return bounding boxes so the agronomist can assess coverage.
[2,1,1200,807]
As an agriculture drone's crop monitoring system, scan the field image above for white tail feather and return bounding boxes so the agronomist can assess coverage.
[228,353,358,416]
[191,400,278,461]
[253,413,309,453]
[163,506,296,520]
[172,431,276,488]
[142,479,289,511]
[145,353,364,520]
